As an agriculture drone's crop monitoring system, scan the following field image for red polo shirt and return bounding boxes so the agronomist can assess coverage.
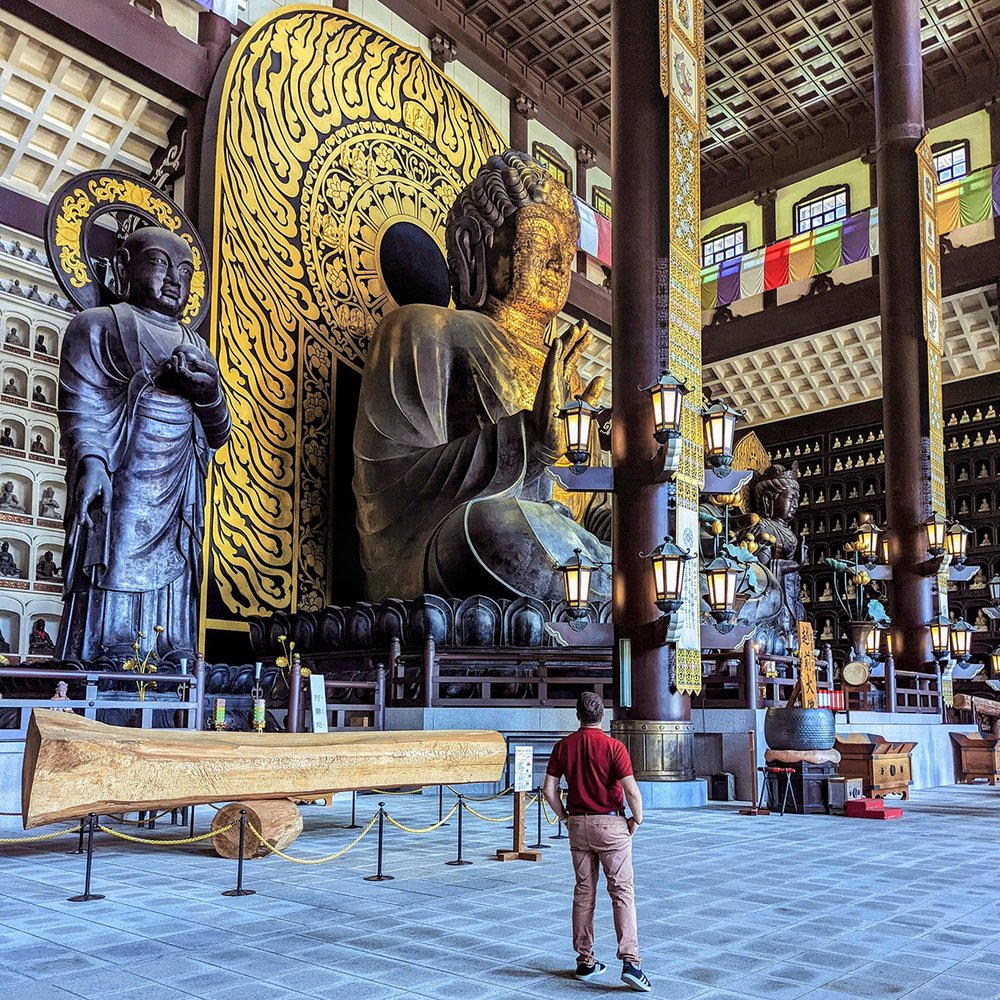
[547,727,633,815]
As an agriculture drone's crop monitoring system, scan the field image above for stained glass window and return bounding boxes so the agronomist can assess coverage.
[794,186,849,234]
[701,223,746,267]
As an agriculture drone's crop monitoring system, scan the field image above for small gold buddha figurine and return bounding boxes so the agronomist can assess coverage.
[833,437,841,449]
[974,432,984,447]
[988,430,997,445]
[974,408,983,422]
[947,413,958,427]
[987,405,996,419]
[960,410,970,424]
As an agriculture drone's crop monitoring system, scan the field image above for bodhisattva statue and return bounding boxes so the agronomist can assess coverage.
[56,227,231,661]
[354,151,610,601]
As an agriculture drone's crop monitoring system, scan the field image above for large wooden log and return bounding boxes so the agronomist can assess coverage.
[21,710,506,828]
[211,800,303,859]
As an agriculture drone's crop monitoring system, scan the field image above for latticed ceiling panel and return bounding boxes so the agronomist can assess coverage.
[0,18,184,202]
[460,0,1000,187]
[702,286,1000,425]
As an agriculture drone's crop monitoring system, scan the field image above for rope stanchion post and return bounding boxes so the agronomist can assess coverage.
[188,805,196,838]
[550,788,568,840]
[364,802,394,881]
[344,790,360,830]
[66,816,85,856]
[68,814,105,903]
[445,795,472,866]
[528,786,550,850]
[436,784,450,825]
[221,809,256,897]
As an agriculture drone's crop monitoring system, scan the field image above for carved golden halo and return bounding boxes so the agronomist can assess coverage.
[44,169,210,328]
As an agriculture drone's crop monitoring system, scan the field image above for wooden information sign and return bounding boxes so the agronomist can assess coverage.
[496,745,541,862]
[797,621,819,709]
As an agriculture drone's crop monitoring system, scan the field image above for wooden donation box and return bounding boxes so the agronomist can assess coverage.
[950,732,1000,785]
[835,734,916,800]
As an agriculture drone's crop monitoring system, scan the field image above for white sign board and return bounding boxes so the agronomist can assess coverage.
[513,745,534,792]
[308,674,329,733]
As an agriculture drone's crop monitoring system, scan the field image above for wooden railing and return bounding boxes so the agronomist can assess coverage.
[0,663,204,739]
[285,660,386,733]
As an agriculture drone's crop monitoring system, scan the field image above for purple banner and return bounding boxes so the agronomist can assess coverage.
[840,209,870,266]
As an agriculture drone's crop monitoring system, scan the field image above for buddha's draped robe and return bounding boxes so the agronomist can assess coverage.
[57,303,230,660]
[354,304,610,601]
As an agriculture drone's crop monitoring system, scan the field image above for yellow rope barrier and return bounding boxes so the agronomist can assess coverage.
[97,824,234,846]
[444,784,513,801]
[245,812,378,865]
[371,786,429,795]
[463,800,523,824]
[385,802,459,834]
[106,810,174,826]
[541,800,559,826]
[0,825,81,844]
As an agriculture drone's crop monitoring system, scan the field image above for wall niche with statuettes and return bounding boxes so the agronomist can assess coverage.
[760,392,999,655]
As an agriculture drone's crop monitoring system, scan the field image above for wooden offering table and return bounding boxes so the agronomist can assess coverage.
[835,734,916,800]
[949,732,1000,785]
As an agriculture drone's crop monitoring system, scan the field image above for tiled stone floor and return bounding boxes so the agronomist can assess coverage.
[1,784,999,999]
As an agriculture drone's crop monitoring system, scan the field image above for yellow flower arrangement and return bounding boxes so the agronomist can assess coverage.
[121,625,162,700]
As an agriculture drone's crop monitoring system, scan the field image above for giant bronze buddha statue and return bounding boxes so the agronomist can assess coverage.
[354,151,610,602]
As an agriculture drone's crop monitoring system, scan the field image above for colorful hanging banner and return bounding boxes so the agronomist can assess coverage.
[661,0,705,697]
[916,135,949,614]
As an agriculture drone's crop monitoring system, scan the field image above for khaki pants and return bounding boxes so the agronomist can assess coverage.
[566,814,639,964]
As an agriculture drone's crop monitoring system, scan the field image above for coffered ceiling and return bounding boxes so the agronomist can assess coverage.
[458,0,1000,197]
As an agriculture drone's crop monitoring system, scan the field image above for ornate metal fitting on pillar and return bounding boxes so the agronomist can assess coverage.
[640,535,691,621]
[558,548,600,630]
[702,397,745,477]
[558,394,601,473]
[923,512,949,557]
[926,613,952,660]
[641,370,688,478]
[948,617,974,662]
[945,520,972,565]
[610,719,695,782]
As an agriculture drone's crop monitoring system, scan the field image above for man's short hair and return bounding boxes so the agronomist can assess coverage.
[577,691,605,725]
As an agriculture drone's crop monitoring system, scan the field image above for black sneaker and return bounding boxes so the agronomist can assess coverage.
[621,962,651,992]
[575,959,607,981]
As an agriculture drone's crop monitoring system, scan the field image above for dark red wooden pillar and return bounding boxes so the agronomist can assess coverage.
[609,0,692,781]
[873,0,933,672]
[755,189,777,308]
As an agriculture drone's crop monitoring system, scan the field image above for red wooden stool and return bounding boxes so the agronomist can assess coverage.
[758,766,797,816]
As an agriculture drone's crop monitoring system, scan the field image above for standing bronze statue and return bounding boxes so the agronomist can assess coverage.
[354,151,609,601]
[55,227,230,660]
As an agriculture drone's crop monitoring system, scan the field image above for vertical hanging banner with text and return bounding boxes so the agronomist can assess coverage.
[660,0,706,695]
[916,136,949,616]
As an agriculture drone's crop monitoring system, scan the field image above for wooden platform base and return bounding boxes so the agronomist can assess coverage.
[495,849,543,862]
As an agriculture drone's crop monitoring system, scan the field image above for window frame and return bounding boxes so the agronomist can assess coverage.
[591,184,612,220]
[700,222,748,268]
[932,139,970,185]
[531,142,572,189]
[793,184,850,235]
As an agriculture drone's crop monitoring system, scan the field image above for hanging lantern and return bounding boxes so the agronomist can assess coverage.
[949,617,973,662]
[560,548,596,610]
[641,370,689,444]
[990,575,1000,605]
[702,398,743,473]
[704,555,741,625]
[945,521,972,564]
[926,613,951,659]
[863,625,881,660]
[643,535,692,615]
[923,512,949,556]
[989,646,1000,678]
[880,532,893,565]
[884,630,894,659]
[558,395,600,470]
[856,515,884,562]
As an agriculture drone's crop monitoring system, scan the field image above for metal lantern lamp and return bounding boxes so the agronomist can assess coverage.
[559,548,597,629]
[642,535,692,616]
[642,371,688,444]
[926,613,952,659]
[856,515,884,563]
[945,520,972,565]
[704,555,741,626]
[989,646,1000,678]
[948,617,973,662]
[863,624,882,660]
[884,629,894,659]
[702,397,743,474]
[923,512,949,557]
[990,575,1000,605]
[880,532,893,565]
[558,395,600,472]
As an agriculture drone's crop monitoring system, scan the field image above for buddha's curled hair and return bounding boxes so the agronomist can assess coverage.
[446,150,547,309]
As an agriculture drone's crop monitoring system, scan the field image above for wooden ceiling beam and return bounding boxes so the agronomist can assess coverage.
[704,238,999,366]
[5,0,216,104]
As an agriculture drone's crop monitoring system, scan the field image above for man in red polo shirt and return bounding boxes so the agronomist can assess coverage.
[542,692,650,992]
